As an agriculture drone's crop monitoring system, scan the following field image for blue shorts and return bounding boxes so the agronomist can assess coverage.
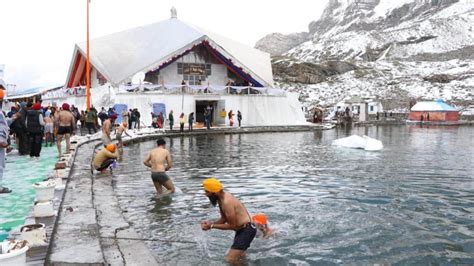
[231,223,256,250]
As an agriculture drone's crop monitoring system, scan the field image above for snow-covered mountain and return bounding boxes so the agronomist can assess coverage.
[257,0,474,112]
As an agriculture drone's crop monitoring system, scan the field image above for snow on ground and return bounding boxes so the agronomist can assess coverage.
[373,0,414,18]
[277,60,474,112]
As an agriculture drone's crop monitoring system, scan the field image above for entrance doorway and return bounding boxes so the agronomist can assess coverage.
[195,101,216,124]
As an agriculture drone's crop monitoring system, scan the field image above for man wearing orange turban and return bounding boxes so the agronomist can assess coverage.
[252,213,274,238]
[93,144,118,173]
[201,178,256,263]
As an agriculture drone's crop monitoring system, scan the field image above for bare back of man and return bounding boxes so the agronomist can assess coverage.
[201,179,256,263]
[143,140,174,196]
[116,123,131,154]
[56,110,75,157]
[44,116,54,146]
[101,119,112,145]
[218,193,253,261]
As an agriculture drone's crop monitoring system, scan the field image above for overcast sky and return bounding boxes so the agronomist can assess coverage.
[0,0,328,92]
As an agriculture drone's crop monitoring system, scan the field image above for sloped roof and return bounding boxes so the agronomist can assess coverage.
[6,86,62,100]
[411,100,458,112]
[68,18,273,87]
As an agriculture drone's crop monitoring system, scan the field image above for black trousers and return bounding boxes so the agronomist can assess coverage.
[86,122,97,134]
[17,132,30,155]
[97,158,115,171]
[29,132,43,157]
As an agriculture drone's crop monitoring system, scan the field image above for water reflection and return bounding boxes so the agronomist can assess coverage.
[114,126,474,265]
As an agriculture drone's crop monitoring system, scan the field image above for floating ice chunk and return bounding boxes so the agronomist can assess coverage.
[332,135,383,151]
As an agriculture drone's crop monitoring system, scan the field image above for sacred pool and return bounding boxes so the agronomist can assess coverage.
[111,126,473,265]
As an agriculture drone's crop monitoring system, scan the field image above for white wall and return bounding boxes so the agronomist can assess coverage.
[42,92,307,127]
[336,102,383,115]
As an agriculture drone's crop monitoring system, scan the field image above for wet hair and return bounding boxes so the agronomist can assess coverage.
[157,138,166,146]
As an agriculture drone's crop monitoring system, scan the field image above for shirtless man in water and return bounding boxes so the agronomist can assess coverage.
[143,138,174,196]
[201,178,256,263]
[56,103,75,157]
[101,116,114,146]
[116,122,131,154]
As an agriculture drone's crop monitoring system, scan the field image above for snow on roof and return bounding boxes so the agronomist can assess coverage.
[6,86,62,100]
[71,18,273,87]
[411,100,458,112]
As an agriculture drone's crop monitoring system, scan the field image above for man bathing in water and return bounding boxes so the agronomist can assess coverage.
[93,144,118,173]
[201,178,257,263]
[56,103,76,157]
[116,122,131,154]
[101,116,113,145]
[252,213,274,238]
[143,138,175,196]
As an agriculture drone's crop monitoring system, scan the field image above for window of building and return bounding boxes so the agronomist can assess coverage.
[370,106,374,112]
[179,63,211,85]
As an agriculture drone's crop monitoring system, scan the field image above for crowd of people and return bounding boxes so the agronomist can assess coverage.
[151,106,242,131]
[0,94,145,193]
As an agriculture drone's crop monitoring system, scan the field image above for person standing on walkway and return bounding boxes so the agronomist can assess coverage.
[179,113,185,133]
[188,112,194,131]
[9,112,29,155]
[98,107,108,127]
[168,110,174,130]
[44,113,54,147]
[134,108,141,129]
[79,110,86,135]
[157,112,164,129]
[129,109,136,129]
[237,111,242,128]
[56,103,76,157]
[200,178,256,263]
[85,107,98,134]
[26,102,45,158]
[228,110,234,127]
[0,84,12,193]
[143,138,175,196]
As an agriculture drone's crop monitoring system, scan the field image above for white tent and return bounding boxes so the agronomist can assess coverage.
[66,16,273,88]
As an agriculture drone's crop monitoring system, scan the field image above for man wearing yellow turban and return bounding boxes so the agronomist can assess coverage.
[201,178,256,263]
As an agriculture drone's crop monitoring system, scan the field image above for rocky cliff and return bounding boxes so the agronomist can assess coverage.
[256,0,474,112]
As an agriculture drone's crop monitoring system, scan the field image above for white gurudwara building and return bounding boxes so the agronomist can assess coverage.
[42,8,306,126]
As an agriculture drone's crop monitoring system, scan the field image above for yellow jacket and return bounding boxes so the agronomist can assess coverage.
[93,148,118,169]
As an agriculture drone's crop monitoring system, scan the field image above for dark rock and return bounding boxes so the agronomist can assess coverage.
[424,74,458,83]
[273,58,358,84]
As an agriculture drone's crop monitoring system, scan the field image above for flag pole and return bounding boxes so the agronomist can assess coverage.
[86,0,91,111]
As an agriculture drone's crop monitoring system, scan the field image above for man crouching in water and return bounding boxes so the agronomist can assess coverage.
[143,138,174,196]
[201,178,256,263]
[92,144,118,173]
